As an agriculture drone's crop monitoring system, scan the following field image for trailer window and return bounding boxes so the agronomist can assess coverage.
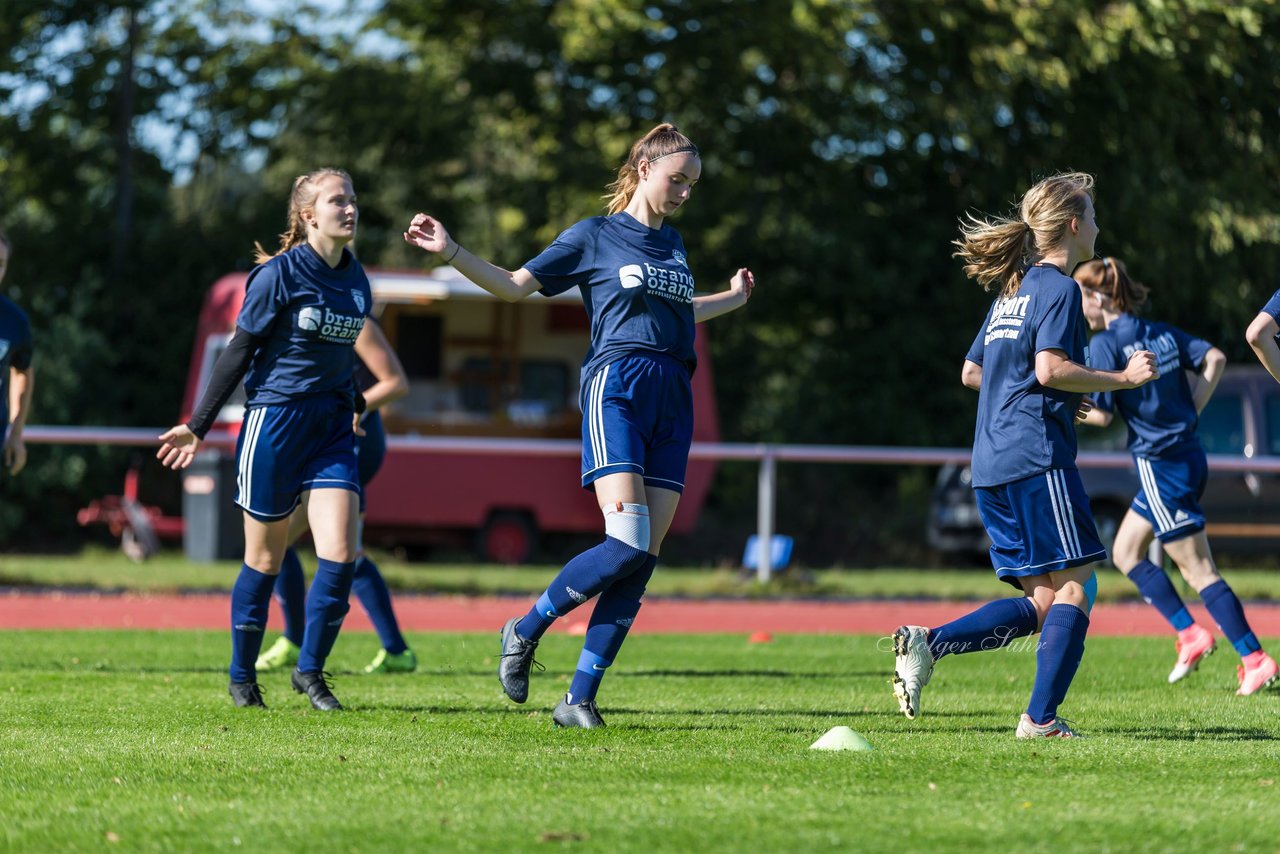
[394,314,443,379]
[458,357,571,420]
[1200,394,1245,455]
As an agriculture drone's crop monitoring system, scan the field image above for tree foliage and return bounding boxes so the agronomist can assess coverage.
[2,0,1278,560]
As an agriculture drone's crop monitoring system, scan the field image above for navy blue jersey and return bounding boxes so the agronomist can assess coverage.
[965,265,1087,488]
[237,244,371,406]
[523,213,696,385]
[0,294,33,435]
[1089,314,1211,459]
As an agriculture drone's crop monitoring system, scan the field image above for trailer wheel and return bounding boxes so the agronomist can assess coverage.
[477,512,537,565]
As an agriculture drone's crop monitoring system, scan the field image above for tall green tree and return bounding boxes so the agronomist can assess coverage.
[2,0,1279,561]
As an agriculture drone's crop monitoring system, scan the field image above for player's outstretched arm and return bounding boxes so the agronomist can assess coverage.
[1035,348,1158,393]
[693,268,754,323]
[403,213,543,303]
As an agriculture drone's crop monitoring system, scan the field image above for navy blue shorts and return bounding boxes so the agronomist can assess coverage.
[1132,447,1207,543]
[975,468,1107,588]
[235,395,360,522]
[579,353,693,493]
[355,409,386,514]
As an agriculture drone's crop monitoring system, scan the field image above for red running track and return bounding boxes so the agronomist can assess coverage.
[3,590,1280,636]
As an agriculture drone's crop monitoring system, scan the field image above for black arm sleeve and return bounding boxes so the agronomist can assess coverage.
[186,327,267,439]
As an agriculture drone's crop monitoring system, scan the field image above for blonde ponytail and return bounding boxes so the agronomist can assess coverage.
[953,172,1095,298]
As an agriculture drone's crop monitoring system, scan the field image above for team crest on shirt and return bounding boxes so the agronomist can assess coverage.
[672,249,687,268]
[0,340,8,361]
[351,290,366,314]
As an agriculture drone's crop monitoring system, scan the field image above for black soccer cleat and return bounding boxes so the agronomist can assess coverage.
[291,669,343,711]
[552,694,606,729]
[228,681,267,708]
[498,617,542,704]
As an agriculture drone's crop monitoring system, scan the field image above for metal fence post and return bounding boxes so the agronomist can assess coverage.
[757,448,776,583]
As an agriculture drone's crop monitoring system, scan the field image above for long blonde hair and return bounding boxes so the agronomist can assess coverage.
[953,172,1095,298]
[603,123,699,215]
[253,168,352,264]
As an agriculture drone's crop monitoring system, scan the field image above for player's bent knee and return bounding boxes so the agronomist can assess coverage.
[604,501,650,552]
[599,537,650,579]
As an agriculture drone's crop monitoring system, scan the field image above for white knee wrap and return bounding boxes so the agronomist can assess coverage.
[603,502,650,551]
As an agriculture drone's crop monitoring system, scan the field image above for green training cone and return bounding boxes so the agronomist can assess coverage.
[809,726,874,752]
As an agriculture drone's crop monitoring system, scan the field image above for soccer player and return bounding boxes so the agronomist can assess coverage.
[404,123,754,728]
[0,228,35,478]
[891,172,1159,738]
[158,168,370,712]
[1076,257,1278,694]
[255,318,419,676]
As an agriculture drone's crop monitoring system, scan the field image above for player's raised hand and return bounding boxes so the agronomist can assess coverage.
[1123,350,1160,387]
[403,214,452,256]
[729,268,755,303]
[157,425,200,470]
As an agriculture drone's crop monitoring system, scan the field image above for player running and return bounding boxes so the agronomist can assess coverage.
[1076,256,1278,694]
[891,173,1158,738]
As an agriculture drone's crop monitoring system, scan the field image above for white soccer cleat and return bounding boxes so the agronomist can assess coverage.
[1016,714,1081,739]
[891,625,934,720]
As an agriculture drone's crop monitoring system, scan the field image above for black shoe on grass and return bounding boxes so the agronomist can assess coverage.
[552,694,606,729]
[498,617,542,703]
[228,681,267,708]
[291,670,343,711]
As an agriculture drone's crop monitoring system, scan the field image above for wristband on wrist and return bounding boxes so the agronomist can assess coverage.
[445,243,461,263]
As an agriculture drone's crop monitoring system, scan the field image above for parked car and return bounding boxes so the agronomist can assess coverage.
[928,366,1276,560]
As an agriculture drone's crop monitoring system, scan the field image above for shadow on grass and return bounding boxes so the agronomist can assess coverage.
[623,669,886,679]
[947,723,1277,741]
[1100,725,1277,742]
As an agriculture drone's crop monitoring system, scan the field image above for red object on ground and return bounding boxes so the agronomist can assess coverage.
[748,631,774,643]
[3,591,1279,637]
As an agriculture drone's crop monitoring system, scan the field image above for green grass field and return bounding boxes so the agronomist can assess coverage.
[3,629,1278,851]
[9,548,1280,602]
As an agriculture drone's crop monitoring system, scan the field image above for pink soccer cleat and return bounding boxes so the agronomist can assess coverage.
[1168,624,1216,684]
[1236,651,1279,696]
